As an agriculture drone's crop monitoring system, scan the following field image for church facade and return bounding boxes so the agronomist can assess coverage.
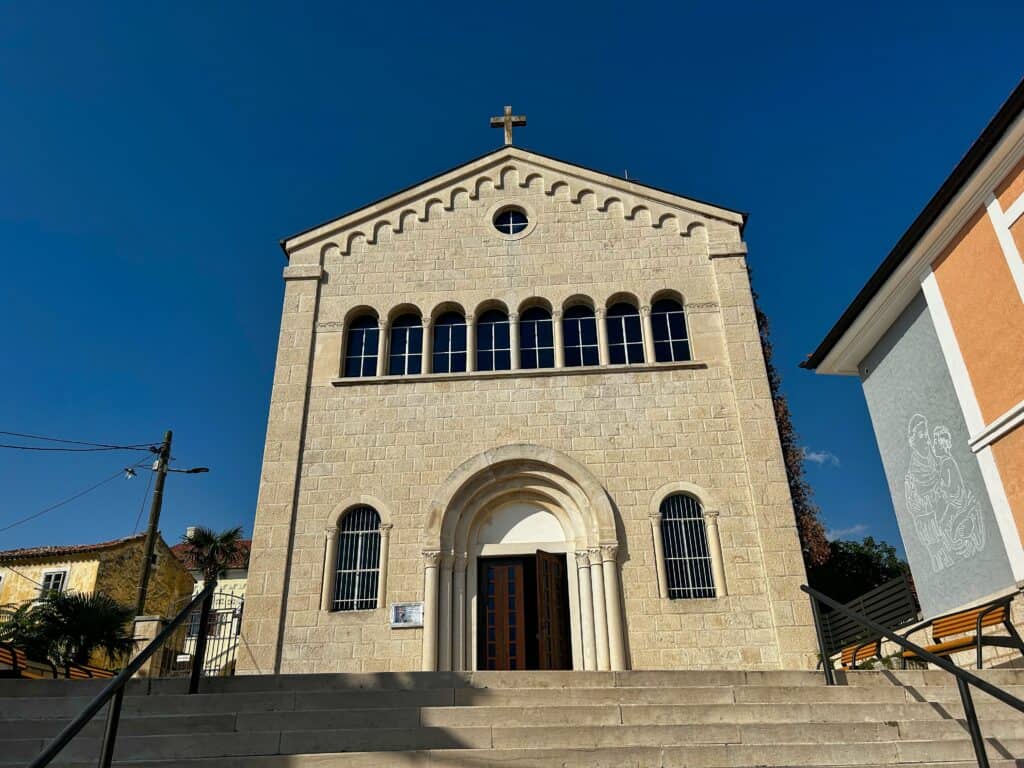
[238,143,817,675]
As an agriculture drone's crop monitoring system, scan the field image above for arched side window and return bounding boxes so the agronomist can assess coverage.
[519,306,554,369]
[333,506,382,611]
[432,312,467,374]
[606,302,645,365]
[388,314,423,375]
[476,309,511,371]
[344,316,380,378]
[651,298,691,363]
[660,494,715,599]
[563,305,599,367]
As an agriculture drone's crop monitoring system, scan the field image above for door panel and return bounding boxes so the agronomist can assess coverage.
[536,550,571,670]
[481,561,526,670]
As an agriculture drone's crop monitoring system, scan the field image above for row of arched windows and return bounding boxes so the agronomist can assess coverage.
[327,492,716,613]
[343,296,691,378]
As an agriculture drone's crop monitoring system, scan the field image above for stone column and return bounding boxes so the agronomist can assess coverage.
[575,551,597,670]
[649,513,668,599]
[640,305,656,363]
[595,308,610,366]
[466,314,477,373]
[375,320,388,377]
[321,527,339,612]
[131,616,165,677]
[421,550,441,671]
[509,312,520,370]
[421,318,433,374]
[552,310,565,368]
[588,549,611,670]
[453,553,468,670]
[601,545,627,670]
[438,553,454,671]
[704,511,728,597]
[377,523,393,607]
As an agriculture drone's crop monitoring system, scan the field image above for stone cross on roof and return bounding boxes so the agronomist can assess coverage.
[490,105,526,146]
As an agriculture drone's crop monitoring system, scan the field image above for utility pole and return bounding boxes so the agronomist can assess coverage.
[135,429,172,616]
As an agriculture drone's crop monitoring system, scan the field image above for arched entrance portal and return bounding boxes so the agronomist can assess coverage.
[422,445,627,671]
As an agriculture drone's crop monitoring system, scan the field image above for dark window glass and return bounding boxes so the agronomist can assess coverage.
[606,302,644,365]
[432,312,467,373]
[388,314,423,375]
[476,309,511,371]
[660,494,716,599]
[562,305,599,367]
[344,316,379,378]
[334,506,382,611]
[493,208,528,235]
[519,306,554,370]
[651,298,691,362]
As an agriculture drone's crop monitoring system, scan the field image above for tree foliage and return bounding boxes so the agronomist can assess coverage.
[751,282,831,567]
[808,536,912,605]
[180,526,244,583]
[0,591,135,669]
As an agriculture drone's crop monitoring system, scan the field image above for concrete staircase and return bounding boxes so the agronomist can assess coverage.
[2,669,1023,767]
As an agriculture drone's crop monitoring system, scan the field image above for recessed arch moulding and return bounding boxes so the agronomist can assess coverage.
[420,444,628,672]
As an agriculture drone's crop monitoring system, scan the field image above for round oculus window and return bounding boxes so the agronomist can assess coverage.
[493,207,529,235]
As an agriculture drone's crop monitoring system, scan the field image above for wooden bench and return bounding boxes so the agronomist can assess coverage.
[900,593,1024,669]
[840,638,883,669]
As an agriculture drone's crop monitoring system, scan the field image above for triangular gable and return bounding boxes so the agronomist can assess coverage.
[281,147,746,258]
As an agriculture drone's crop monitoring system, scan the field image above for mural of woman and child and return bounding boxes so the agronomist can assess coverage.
[905,413,985,573]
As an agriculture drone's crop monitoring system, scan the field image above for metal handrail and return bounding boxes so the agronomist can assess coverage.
[803,583,1024,768]
[28,579,217,768]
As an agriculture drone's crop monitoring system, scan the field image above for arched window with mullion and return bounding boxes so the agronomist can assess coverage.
[606,302,645,365]
[660,494,715,599]
[519,306,554,369]
[343,315,379,378]
[432,312,467,373]
[476,309,511,371]
[334,506,382,611]
[388,314,423,375]
[562,305,599,367]
[651,298,690,362]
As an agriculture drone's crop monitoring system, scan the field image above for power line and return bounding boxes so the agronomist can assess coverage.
[132,465,156,535]
[0,430,156,451]
[0,457,152,535]
[0,443,154,453]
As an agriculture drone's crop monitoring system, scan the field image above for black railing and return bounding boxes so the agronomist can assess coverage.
[818,575,919,658]
[29,579,217,768]
[803,583,1024,768]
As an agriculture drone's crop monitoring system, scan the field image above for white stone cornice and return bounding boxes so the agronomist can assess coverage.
[283,264,324,281]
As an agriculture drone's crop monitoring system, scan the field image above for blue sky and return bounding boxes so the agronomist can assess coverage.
[1,2,1022,555]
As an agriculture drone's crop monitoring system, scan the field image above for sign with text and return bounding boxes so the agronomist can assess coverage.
[390,602,424,628]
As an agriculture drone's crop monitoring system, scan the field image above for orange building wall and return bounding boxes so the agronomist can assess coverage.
[995,156,1024,207]
[993,428,1024,535]
[932,208,1024,422]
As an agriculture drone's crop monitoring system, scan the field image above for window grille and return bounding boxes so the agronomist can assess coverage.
[660,494,715,599]
[562,305,600,367]
[606,303,645,364]
[651,298,691,362]
[432,312,468,373]
[388,314,423,375]
[519,306,554,369]
[476,309,511,371]
[344,316,380,378]
[334,506,382,611]
[39,571,67,598]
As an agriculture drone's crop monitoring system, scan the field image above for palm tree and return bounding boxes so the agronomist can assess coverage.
[35,591,135,668]
[1,592,134,670]
[179,526,244,584]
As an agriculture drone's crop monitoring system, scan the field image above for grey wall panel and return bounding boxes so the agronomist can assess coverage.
[859,292,1012,618]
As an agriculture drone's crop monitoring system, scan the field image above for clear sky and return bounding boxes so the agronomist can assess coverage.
[1,2,1022,555]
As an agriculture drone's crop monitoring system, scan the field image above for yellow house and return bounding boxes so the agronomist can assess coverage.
[0,533,195,619]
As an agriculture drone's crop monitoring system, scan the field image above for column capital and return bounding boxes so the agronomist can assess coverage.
[421,316,432,328]
[508,311,519,321]
[422,550,443,567]
[587,547,602,566]
[574,550,592,568]
[704,509,721,524]
[595,307,607,319]
[324,527,339,540]
[466,313,476,324]
[379,522,394,534]
[599,544,619,563]
[552,309,563,320]
[640,304,652,315]
[649,511,662,523]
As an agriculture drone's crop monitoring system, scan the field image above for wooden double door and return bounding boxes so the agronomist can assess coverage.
[478,551,571,671]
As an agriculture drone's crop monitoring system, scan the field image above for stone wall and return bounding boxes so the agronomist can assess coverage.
[95,539,195,619]
[239,150,818,673]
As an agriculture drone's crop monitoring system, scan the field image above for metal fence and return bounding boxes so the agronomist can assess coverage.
[819,575,919,658]
[157,591,243,678]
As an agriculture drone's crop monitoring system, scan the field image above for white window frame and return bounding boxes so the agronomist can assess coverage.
[651,301,691,362]
[39,569,68,598]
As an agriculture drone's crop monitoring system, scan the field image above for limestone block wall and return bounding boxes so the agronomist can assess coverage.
[239,152,818,673]
[95,539,195,619]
